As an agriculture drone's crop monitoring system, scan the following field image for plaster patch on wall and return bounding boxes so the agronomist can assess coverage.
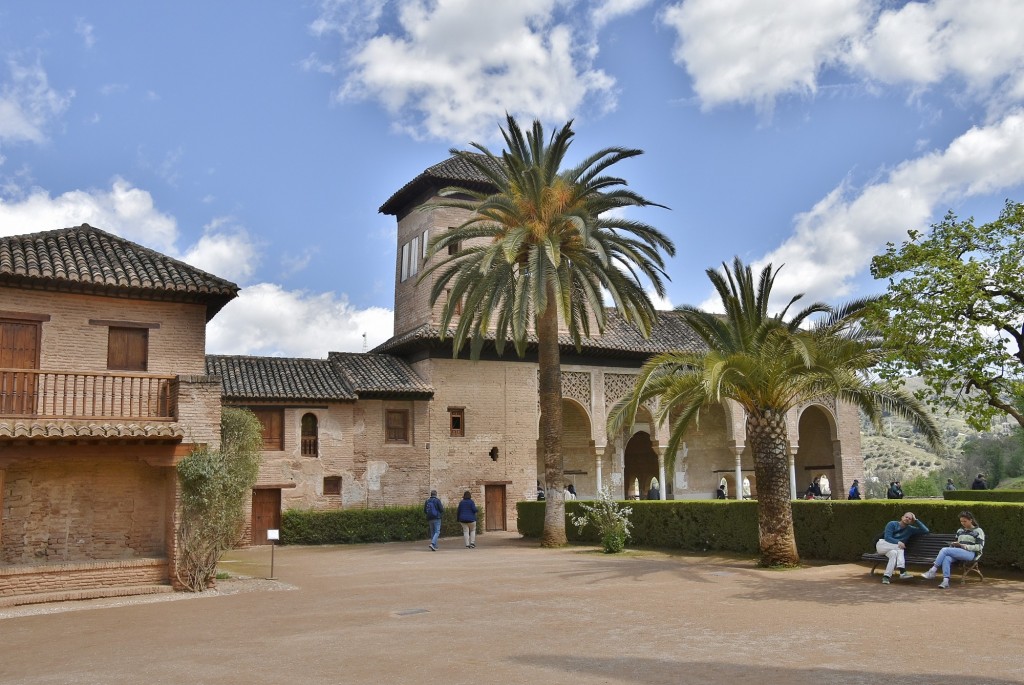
[611,472,622,486]
[365,460,388,491]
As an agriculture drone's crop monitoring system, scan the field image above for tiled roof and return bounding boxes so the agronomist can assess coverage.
[206,355,358,402]
[0,224,239,319]
[206,353,434,402]
[378,154,501,216]
[371,309,706,360]
[329,352,434,398]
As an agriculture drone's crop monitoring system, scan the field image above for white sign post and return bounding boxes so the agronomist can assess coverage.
[267,529,279,580]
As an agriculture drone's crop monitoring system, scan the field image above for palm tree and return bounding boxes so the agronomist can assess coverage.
[611,257,941,566]
[419,115,675,546]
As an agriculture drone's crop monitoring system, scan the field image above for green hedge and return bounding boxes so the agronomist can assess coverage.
[281,506,480,545]
[517,499,1024,568]
[942,490,1024,502]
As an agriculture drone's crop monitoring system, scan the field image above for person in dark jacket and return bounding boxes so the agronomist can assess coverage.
[848,479,862,500]
[424,490,444,551]
[971,473,988,490]
[456,490,478,548]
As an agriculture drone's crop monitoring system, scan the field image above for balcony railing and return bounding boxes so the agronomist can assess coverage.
[0,368,177,421]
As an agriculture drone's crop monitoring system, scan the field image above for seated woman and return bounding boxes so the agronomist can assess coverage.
[922,510,985,589]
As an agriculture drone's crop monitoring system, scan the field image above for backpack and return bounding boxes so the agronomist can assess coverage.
[424,497,439,519]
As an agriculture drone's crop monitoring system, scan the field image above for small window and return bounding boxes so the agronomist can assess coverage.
[449,408,464,437]
[301,413,318,457]
[409,236,420,277]
[323,476,342,496]
[248,407,284,450]
[107,327,148,371]
[400,243,410,282]
[385,409,409,443]
[421,230,429,258]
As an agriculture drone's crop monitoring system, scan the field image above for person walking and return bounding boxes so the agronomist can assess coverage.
[945,478,956,491]
[457,490,478,549]
[424,489,444,551]
[848,479,862,500]
[922,510,985,589]
[875,511,929,584]
[971,473,988,490]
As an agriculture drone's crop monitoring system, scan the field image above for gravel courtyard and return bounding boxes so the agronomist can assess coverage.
[2,532,1022,685]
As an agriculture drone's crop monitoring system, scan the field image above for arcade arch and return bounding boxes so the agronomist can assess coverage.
[795,405,838,497]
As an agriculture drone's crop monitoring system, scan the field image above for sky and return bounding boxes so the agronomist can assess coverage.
[1,0,1023,358]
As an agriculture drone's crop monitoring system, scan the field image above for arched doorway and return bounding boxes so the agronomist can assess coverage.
[795,405,837,497]
[624,431,658,500]
[537,399,594,497]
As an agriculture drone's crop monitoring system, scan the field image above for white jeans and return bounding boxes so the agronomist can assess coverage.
[461,521,477,546]
[875,540,904,576]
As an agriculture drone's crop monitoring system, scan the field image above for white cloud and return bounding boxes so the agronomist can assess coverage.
[75,18,96,49]
[661,0,869,110]
[0,59,74,144]
[662,0,1024,113]
[0,177,179,252]
[591,0,654,30]
[845,0,1024,101]
[182,217,261,284]
[742,110,1024,307]
[206,282,394,357]
[329,0,615,142]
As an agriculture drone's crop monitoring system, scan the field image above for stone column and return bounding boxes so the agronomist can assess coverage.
[658,452,666,500]
[788,446,798,500]
[734,449,744,500]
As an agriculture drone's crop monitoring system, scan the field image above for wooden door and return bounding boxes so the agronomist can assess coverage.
[251,488,281,545]
[0,321,40,415]
[484,485,506,531]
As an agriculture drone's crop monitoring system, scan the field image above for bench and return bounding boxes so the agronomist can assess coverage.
[861,532,984,584]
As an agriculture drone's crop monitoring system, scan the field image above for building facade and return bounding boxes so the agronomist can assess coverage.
[215,157,865,541]
[0,225,237,604]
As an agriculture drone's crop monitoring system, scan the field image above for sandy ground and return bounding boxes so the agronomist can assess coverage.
[1,532,1022,685]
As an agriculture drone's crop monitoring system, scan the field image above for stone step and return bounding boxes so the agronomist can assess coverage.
[0,583,174,608]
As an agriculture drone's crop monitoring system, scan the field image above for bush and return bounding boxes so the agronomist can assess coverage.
[176,407,262,592]
[517,499,1024,568]
[282,505,477,545]
[942,490,1024,502]
[569,488,632,553]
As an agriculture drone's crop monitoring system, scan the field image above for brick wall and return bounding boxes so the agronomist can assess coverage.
[1,454,170,564]
[0,286,208,375]
[0,557,168,599]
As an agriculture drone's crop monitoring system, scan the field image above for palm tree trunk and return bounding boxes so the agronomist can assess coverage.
[538,286,566,547]
[747,410,799,566]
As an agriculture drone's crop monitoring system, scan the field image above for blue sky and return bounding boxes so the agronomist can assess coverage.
[1,1,1023,357]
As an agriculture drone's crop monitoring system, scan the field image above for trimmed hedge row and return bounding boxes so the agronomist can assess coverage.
[942,490,1024,502]
[281,506,480,545]
[517,499,1024,568]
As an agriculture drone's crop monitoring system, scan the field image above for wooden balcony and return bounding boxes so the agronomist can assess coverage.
[0,368,176,421]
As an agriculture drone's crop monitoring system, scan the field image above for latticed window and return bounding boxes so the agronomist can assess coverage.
[301,413,318,456]
[386,409,409,443]
[323,476,341,496]
[449,407,464,437]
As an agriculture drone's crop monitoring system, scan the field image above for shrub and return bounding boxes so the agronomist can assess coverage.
[282,505,477,544]
[569,488,632,553]
[176,407,262,592]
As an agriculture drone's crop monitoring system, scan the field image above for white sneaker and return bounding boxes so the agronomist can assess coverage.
[938,578,950,589]
[899,571,914,580]
[922,568,936,580]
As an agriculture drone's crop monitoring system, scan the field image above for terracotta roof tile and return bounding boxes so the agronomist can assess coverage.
[206,353,433,402]
[328,352,434,398]
[206,355,358,402]
[0,224,238,319]
[378,154,501,216]
[371,309,705,359]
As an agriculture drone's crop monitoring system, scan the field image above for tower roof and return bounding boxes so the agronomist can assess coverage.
[378,154,501,217]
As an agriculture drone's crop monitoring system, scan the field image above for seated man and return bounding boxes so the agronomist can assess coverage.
[876,512,929,584]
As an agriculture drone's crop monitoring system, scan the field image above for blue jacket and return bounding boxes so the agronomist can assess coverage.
[457,498,478,523]
[883,518,929,544]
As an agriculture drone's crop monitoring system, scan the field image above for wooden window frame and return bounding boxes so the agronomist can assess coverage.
[323,476,342,496]
[246,407,285,451]
[449,407,465,437]
[106,326,149,371]
[385,409,410,444]
[301,412,319,457]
